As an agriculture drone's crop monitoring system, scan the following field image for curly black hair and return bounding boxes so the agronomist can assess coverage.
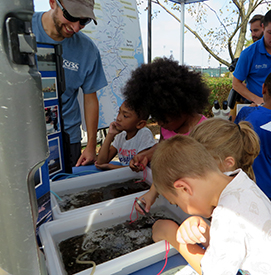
[122,57,210,123]
[124,100,149,121]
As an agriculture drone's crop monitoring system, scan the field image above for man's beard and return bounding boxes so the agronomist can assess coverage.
[253,33,263,42]
[52,9,73,39]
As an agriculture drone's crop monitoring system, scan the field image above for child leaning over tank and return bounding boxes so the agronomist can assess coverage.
[135,118,260,216]
[151,135,271,275]
[122,57,210,172]
[121,57,210,212]
[189,117,260,181]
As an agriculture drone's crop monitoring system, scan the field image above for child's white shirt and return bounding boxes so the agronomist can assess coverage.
[201,169,271,275]
[112,127,156,166]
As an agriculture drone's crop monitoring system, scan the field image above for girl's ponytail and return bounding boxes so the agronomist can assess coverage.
[238,121,260,181]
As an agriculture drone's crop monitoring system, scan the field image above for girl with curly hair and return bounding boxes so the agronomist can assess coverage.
[123,57,210,171]
[122,57,210,214]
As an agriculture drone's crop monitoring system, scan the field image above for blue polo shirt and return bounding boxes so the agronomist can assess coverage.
[233,36,271,98]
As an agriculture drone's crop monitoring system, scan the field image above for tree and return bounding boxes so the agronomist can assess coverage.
[148,0,271,67]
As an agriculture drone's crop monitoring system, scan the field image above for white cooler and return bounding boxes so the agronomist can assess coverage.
[39,194,190,275]
[50,167,152,220]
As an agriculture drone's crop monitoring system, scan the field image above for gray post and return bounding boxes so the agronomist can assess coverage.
[0,0,48,274]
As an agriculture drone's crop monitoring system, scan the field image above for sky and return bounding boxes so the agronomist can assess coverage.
[33,0,270,67]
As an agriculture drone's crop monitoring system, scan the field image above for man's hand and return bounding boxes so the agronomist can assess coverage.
[75,146,96,166]
[78,92,98,167]
[232,76,264,105]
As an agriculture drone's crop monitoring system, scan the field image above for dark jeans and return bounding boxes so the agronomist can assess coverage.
[69,142,81,167]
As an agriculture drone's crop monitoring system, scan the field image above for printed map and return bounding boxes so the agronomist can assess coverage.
[81,0,144,129]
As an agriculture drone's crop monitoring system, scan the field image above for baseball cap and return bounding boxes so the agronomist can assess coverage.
[62,0,97,25]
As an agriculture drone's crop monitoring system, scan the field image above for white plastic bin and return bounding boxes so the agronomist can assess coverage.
[50,167,152,220]
[39,195,190,275]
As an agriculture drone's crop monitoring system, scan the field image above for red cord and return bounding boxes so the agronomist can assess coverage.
[129,198,139,223]
[130,196,170,274]
[135,163,147,183]
[157,241,170,275]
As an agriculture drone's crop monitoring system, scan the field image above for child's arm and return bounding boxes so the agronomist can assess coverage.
[96,122,119,164]
[152,219,206,275]
[135,184,159,214]
[177,216,210,248]
[95,162,125,170]
[130,127,165,172]
[129,144,158,172]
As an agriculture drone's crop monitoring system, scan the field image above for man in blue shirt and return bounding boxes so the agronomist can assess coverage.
[249,14,264,43]
[32,0,108,167]
[233,10,271,106]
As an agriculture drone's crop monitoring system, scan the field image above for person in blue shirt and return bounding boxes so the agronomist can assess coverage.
[233,10,271,106]
[249,14,264,43]
[32,0,108,168]
[235,72,271,199]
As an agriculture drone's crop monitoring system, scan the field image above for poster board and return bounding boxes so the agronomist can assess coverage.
[80,0,144,130]
[35,43,66,228]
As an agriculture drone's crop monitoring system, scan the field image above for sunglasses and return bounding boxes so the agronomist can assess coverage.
[55,0,92,26]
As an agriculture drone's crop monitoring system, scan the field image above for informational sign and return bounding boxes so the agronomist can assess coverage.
[81,0,144,129]
[35,43,66,228]
[36,43,66,178]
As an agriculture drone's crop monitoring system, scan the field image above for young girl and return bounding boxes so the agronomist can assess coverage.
[122,57,210,172]
[122,57,210,212]
[189,117,260,181]
[136,118,260,215]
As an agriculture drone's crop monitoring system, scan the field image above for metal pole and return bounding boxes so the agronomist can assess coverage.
[180,1,185,65]
[169,0,206,64]
[148,0,152,63]
[0,0,48,274]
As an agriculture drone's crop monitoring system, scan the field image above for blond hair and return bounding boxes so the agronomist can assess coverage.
[189,118,260,181]
[151,135,220,195]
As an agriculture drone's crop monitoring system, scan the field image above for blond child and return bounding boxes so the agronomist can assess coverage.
[135,118,260,214]
[189,117,260,181]
[95,100,156,170]
[151,135,271,275]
